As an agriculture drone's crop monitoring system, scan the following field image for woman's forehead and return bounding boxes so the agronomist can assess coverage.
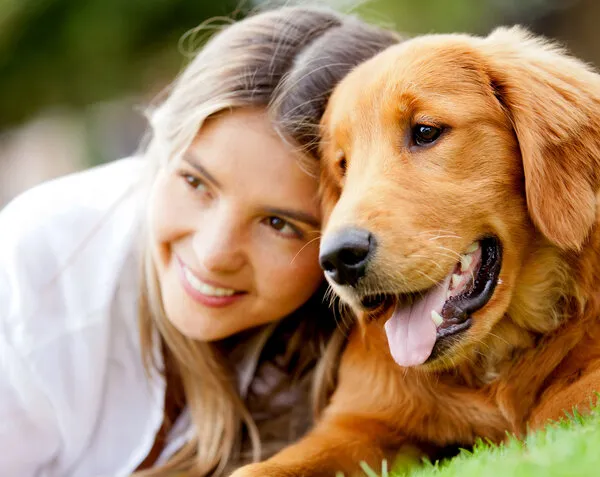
[187,109,320,209]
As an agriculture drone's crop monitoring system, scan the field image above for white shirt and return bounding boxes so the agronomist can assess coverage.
[0,158,190,476]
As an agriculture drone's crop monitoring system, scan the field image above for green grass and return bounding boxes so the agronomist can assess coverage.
[362,407,600,477]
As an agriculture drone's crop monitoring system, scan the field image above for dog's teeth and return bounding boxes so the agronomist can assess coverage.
[451,273,462,289]
[431,310,444,327]
[465,242,479,254]
[460,254,473,270]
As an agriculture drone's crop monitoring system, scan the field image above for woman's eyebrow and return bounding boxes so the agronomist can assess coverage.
[182,154,221,187]
[264,207,320,228]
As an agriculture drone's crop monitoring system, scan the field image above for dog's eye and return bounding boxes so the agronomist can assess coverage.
[339,157,347,175]
[336,150,347,176]
[412,124,442,146]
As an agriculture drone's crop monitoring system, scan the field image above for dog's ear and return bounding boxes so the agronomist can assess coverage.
[482,27,600,251]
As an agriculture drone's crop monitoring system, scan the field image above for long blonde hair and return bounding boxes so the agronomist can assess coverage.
[135,6,400,476]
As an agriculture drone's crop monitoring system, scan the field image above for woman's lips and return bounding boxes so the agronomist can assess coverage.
[176,257,247,308]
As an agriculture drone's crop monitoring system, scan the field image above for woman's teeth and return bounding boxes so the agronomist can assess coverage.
[183,267,237,297]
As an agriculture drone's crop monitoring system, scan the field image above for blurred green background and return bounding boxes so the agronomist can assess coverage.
[1,0,598,205]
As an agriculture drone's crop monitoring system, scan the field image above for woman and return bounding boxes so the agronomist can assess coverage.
[0,6,399,477]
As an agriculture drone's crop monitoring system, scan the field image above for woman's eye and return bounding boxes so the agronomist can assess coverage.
[265,216,301,238]
[412,124,442,146]
[182,173,208,192]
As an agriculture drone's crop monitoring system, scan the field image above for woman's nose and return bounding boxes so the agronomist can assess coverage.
[191,210,247,274]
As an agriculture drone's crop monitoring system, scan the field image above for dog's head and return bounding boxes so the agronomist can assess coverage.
[319,27,600,370]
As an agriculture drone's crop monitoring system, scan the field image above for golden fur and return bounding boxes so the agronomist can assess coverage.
[230,27,600,477]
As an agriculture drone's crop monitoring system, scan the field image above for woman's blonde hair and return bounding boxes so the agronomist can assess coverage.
[135,6,399,476]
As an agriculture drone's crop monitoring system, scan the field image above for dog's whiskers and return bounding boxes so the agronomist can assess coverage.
[411,254,445,273]
[414,229,461,237]
[487,331,512,347]
[289,235,321,266]
[433,245,463,261]
[414,269,440,288]
[427,235,461,241]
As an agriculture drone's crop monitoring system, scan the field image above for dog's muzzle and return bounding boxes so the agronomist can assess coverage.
[319,227,376,287]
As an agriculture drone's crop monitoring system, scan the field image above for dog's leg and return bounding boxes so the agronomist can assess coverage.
[528,367,600,430]
[229,414,417,477]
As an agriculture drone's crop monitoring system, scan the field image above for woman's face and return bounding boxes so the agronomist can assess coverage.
[148,108,324,341]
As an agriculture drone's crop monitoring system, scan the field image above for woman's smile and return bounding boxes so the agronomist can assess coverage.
[176,254,248,308]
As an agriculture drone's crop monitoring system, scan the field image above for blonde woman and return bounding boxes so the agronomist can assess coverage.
[0,6,399,477]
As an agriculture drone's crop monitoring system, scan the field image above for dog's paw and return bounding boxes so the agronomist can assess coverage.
[230,462,331,477]
[230,462,292,477]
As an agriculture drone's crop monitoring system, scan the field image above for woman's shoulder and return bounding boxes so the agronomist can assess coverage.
[0,157,147,350]
[0,157,146,233]
[0,158,165,476]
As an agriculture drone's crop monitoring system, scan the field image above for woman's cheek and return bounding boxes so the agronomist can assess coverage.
[271,241,323,297]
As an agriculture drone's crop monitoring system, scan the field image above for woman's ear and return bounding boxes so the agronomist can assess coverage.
[482,27,600,251]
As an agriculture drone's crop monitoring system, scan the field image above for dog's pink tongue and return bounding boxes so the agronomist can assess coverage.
[384,275,451,367]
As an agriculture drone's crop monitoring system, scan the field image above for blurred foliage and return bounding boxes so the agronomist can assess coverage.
[353,0,492,35]
[0,0,579,131]
[0,0,240,130]
[350,0,574,37]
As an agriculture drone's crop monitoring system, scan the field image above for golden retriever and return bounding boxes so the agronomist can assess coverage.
[231,26,600,477]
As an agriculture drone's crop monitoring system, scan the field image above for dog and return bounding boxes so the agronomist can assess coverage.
[231,27,600,477]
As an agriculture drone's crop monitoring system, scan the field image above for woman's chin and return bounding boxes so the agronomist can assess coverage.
[166,307,229,341]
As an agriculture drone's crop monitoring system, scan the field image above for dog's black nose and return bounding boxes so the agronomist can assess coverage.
[319,227,375,287]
